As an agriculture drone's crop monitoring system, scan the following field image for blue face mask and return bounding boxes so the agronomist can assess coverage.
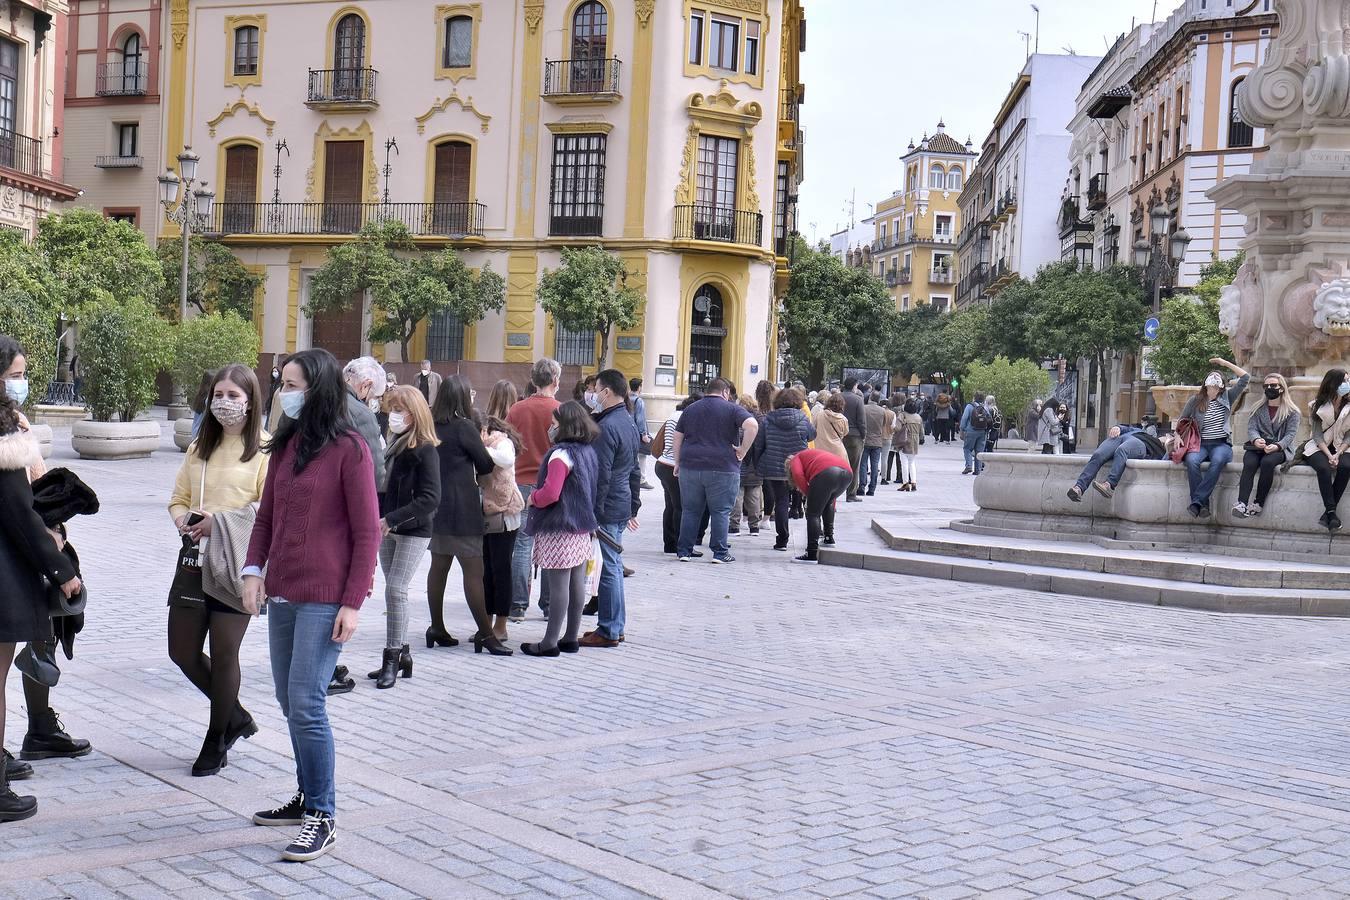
[4,378,27,405]
[279,389,306,418]
[1339,383,1350,398]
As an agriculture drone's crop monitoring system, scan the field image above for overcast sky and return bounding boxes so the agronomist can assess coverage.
[798,0,1176,243]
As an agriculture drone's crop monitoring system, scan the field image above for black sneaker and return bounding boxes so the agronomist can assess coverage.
[792,553,818,564]
[282,812,336,862]
[253,792,306,826]
[728,527,741,535]
[772,544,788,552]
[822,536,836,546]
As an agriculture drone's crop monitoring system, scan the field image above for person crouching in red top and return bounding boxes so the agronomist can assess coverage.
[786,449,852,563]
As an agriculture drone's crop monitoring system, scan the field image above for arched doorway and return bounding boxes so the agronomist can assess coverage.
[688,284,725,392]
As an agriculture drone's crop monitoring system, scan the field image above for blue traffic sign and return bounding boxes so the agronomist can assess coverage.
[1144,317,1160,342]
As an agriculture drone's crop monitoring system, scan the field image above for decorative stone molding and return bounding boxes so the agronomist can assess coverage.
[524,0,544,33]
[206,100,277,137]
[635,0,655,26]
[687,81,763,135]
[414,91,491,134]
[674,123,698,206]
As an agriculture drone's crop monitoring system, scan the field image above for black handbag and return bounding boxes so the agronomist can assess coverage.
[168,465,207,607]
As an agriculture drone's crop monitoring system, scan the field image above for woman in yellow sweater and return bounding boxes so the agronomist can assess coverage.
[166,364,269,777]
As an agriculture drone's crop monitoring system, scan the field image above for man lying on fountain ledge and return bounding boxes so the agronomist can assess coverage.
[1067,424,1172,501]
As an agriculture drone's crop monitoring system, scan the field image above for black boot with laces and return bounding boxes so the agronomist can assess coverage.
[282,810,336,862]
[21,708,91,760]
[0,765,36,823]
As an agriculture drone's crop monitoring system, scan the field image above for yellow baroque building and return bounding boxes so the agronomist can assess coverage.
[149,0,804,405]
[865,123,974,312]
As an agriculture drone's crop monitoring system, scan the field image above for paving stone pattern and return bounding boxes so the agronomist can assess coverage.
[4,423,1350,898]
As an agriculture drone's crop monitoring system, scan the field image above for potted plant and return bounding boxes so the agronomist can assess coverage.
[170,312,260,450]
[71,298,174,459]
[1147,291,1232,421]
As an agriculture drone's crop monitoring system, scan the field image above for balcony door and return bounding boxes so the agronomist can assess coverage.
[333,14,365,98]
[323,140,364,233]
[311,290,364,362]
[222,144,258,234]
[0,39,18,171]
[570,2,608,92]
[695,135,738,241]
[432,140,472,234]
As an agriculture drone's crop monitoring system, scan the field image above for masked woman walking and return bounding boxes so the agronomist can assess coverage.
[166,364,269,777]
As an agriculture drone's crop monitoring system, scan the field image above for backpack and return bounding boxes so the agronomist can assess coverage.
[969,404,991,432]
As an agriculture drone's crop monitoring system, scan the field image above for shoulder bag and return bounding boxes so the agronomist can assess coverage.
[168,459,207,607]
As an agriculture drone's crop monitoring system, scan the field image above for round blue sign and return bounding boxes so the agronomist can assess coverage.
[1144,317,1160,342]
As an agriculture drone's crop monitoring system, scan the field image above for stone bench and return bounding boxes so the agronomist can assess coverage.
[971,451,1344,557]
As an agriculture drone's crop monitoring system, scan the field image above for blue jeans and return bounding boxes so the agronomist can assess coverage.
[962,430,988,473]
[596,522,625,640]
[268,601,343,817]
[678,469,739,557]
[511,484,550,617]
[1184,440,1233,507]
[1074,435,1148,490]
[859,446,883,492]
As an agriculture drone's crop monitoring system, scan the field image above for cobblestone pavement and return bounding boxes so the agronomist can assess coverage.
[5,423,1350,898]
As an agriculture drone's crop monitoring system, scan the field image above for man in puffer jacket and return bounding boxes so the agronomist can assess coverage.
[752,387,816,551]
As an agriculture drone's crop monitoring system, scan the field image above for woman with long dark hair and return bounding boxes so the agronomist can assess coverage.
[0,336,82,822]
[427,375,506,654]
[166,364,268,777]
[520,401,599,657]
[368,385,440,689]
[1301,368,1350,530]
[242,348,380,862]
[1178,357,1249,518]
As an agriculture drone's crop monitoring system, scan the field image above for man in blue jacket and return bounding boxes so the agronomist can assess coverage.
[581,369,641,648]
[958,392,989,476]
[1067,424,1168,501]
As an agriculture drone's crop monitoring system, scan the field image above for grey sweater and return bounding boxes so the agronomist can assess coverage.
[1246,403,1300,455]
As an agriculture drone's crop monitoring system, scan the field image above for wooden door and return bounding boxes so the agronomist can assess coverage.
[432,141,471,233]
[222,144,258,233]
[311,289,364,361]
[323,140,364,233]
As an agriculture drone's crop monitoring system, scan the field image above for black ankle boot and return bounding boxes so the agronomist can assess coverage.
[223,705,257,751]
[375,648,399,689]
[0,766,36,822]
[398,644,413,678]
[3,749,31,782]
[191,732,228,777]
[21,709,90,761]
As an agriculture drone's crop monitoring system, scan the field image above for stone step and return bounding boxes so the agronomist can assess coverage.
[818,545,1350,617]
[871,519,1350,591]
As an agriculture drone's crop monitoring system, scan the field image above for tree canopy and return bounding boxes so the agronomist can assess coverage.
[1148,254,1238,386]
[157,236,265,322]
[536,245,643,370]
[36,208,164,316]
[782,245,900,386]
[306,220,506,362]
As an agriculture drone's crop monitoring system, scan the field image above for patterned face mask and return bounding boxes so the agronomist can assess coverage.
[210,397,249,427]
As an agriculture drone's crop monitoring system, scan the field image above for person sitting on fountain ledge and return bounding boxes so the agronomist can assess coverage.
[1067,424,1170,502]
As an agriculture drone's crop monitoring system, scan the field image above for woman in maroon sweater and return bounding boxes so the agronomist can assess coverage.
[241,349,380,863]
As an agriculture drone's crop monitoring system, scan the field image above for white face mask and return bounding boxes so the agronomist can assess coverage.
[388,412,410,434]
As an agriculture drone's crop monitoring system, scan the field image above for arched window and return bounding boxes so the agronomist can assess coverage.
[571,2,608,92]
[444,15,472,68]
[1228,79,1254,148]
[946,167,963,191]
[121,33,143,92]
[929,163,945,189]
[334,13,366,70]
[233,26,259,76]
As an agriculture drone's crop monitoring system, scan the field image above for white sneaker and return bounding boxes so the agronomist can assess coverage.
[1246,502,1262,517]
[1232,501,1248,517]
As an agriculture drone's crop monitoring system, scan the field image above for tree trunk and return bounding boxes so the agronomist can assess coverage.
[400,330,412,364]
[598,322,611,371]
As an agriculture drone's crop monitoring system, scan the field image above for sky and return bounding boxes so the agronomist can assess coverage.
[798,0,1178,244]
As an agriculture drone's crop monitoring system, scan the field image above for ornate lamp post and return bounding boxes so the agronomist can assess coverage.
[157,148,215,323]
[1132,202,1192,314]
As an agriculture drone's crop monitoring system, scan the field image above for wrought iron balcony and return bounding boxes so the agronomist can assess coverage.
[1087,173,1108,211]
[1059,196,1093,239]
[779,88,799,123]
[0,130,43,179]
[929,268,954,284]
[543,58,622,98]
[209,201,486,237]
[306,67,378,108]
[673,204,763,246]
[95,155,143,169]
[884,269,898,287]
[96,62,148,96]
[898,267,913,285]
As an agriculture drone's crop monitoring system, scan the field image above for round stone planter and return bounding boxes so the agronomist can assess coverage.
[30,422,52,459]
[70,419,162,461]
[1149,384,1196,422]
[173,417,194,452]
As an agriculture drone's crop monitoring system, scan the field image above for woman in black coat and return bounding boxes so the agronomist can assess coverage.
[0,346,81,822]
[426,375,505,654]
[753,387,816,551]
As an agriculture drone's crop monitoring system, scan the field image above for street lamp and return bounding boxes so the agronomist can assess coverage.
[1133,203,1191,313]
[158,147,215,323]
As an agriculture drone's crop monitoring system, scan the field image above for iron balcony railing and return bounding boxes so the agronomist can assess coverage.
[307,67,378,104]
[673,204,763,246]
[1087,173,1108,210]
[543,58,622,96]
[0,130,43,179]
[898,267,913,285]
[209,201,486,237]
[549,213,604,237]
[96,61,148,96]
[884,269,898,287]
[872,233,901,253]
[95,155,143,169]
[780,88,799,122]
[930,268,954,284]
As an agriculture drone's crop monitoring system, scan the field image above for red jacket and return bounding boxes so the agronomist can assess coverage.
[789,448,851,489]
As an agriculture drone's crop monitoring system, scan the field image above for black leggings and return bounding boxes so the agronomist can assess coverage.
[655,462,681,553]
[806,467,852,552]
[1238,448,1285,505]
[763,478,792,547]
[1306,450,1350,513]
[167,601,252,735]
[482,530,517,618]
